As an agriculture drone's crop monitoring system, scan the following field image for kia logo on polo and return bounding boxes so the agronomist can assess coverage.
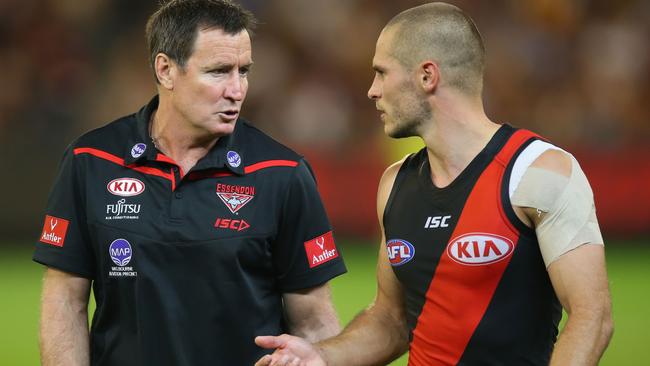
[107,178,145,197]
[446,233,514,265]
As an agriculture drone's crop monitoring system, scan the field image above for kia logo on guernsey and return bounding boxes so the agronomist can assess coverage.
[446,233,514,265]
[107,178,145,197]
[131,143,146,158]
[109,238,132,266]
[386,239,415,266]
[226,150,241,167]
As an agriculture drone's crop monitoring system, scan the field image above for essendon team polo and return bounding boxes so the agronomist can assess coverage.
[34,96,346,366]
[385,125,561,365]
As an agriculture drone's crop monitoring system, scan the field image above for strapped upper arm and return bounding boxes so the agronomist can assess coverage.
[512,148,604,266]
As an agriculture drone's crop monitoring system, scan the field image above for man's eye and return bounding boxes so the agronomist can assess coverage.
[239,68,250,76]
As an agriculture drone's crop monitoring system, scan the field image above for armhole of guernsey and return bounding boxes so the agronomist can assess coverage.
[382,154,414,228]
[502,139,565,235]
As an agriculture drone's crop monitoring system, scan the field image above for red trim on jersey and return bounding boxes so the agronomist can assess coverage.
[407,129,538,366]
[74,148,298,184]
[187,160,299,180]
[244,160,299,174]
[73,148,174,182]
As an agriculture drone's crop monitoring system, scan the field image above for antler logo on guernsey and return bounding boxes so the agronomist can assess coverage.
[107,178,145,197]
[446,233,514,265]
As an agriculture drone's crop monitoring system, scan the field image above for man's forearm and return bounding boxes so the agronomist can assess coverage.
[40,297,90,366]
[550,307,613,365]
[317,304,408,366]
[40,270,91,366]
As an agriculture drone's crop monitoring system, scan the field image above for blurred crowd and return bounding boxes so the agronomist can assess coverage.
[1,0,648,239]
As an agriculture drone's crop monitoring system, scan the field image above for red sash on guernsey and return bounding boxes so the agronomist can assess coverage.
[408,129,540,366]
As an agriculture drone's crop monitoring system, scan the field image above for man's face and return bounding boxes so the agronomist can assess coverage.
[368,29,430,138]
[170,28,252,137]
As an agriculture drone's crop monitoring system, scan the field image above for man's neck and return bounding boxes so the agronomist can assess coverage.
[150,107,220,175]
[419,99,499,188]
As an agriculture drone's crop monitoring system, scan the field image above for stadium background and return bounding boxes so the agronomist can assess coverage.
[1,0,648,364]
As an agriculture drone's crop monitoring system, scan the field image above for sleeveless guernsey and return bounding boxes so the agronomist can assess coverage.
[384,125,562,365]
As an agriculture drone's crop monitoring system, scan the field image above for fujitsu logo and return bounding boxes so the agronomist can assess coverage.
[106,199,141,215]
[446,233,514,265]
[107,178,145,197]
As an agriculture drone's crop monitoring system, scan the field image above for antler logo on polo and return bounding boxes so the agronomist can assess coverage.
[107,178,145,197]
[446,233,514,265]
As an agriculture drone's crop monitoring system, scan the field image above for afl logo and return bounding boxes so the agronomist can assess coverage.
[446,233,514,266]
[107,178,145,197]
[386,239,415,266]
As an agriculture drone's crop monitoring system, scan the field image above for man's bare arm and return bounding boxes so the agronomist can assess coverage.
[547,244,613,365]
[255,160,409,366]
[40,268,91,366]
[283,283,341,342]
[517,149,613,365]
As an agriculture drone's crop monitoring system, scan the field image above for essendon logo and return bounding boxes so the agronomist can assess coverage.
[216,192,253,213]
[107,178,145,197]
[446,233,514,266]
[40,215,69,247]
[214,218,250,232]
[304,231,338,268]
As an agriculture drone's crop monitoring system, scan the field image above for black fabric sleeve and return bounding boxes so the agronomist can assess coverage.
[33,144,95,278]
[273,159,346,291]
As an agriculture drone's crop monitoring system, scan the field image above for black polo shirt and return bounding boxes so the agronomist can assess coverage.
[34,96,347,366]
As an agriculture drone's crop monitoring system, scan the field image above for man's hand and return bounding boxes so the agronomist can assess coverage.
[254,335,326,366]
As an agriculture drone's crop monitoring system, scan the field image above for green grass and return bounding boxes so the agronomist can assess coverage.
[2,242,648,365]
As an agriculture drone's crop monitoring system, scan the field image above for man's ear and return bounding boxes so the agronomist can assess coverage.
[419,61,439,93]
[154,53,176,90]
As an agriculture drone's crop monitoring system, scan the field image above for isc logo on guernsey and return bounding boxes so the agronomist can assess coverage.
[387,239,415,266]
[446,233,514,265]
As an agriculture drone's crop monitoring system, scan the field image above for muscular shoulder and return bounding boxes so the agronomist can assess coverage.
[377,156,408,219]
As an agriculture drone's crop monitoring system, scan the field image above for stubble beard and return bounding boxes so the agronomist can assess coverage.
[386,98,432,139]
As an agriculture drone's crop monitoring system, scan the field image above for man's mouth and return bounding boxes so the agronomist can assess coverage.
[218,110,239,121]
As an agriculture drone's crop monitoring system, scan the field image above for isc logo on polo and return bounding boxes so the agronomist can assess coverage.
[214,218,250,232]
[446,233,514,265]
[386,239,415,266]
[107,178,145,197]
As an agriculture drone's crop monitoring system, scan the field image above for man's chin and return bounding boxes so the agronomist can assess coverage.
[386,125,417,139]
[209,120,237,137]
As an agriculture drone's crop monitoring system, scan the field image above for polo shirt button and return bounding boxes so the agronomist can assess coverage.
[175,192,183,199]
